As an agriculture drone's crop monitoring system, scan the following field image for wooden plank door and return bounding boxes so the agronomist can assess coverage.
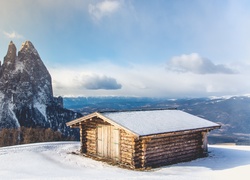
[111,126,120,161]
[97,125,120,161]
[97,125,103,156]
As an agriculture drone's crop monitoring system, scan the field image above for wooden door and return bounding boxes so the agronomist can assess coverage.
[97,125,120,161]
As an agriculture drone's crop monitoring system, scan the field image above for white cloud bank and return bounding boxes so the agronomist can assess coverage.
[88,0,121,20]
[3,31,24,39]
[49,58,250,98]
[50,68,123,97]
[167,53,236,74]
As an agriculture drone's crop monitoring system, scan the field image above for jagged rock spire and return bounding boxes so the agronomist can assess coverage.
[6,41,17,59]
[0,41,17,73]
[19,41,39,56]
[0,40,81,137]
[0,40,53,126]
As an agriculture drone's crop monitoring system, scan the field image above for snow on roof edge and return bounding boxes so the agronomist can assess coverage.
[102,110,220,136]
[67,109,220,136]
[97,113,139,136]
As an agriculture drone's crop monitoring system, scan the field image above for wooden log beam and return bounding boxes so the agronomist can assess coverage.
[139,129,215,140]
[144,143,202,157]
[145,150,202,166]
[144,133,202,144]
[146,147,200,161]
[146,138,201,147]
[146,139,202,150]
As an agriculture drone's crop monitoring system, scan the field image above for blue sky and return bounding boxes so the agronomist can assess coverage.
[1,0,250,97]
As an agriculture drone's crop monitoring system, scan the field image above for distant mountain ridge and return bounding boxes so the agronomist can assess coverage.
[64,96,250,144]
[0,41,81,136]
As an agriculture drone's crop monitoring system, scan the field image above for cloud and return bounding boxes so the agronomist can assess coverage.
[167,53,236,74]
[88,0,120,20]
[49,61,250,98]
[3,31,24,39]
[81,74,122,90]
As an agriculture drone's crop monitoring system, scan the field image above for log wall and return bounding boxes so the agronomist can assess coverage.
[134,130,207,168]
[79,118,136,167]
[119,129,136,167]
[80,117,110,155]
[79,117,209,169]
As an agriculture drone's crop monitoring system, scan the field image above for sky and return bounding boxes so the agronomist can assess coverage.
[1,0,250,98]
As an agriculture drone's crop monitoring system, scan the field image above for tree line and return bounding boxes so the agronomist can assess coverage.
[0,127,74,147]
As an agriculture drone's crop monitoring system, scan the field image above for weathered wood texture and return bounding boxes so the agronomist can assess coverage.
[97,125,120,160]
[119,129,136,167]
[80,118,110,154]
[133,130,207,168]
[79,117,136,167]
[79,117,208,169]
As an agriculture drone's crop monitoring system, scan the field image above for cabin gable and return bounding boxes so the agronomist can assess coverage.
[77,116,136,166]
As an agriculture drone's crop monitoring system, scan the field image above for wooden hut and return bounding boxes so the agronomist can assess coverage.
[66,109,220,169]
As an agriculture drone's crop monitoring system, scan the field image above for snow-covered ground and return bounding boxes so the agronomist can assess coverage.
[0,142,250,180]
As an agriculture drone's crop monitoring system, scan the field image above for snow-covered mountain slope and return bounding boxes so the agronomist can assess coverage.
[0,41,81,136]
[0,142,249,179]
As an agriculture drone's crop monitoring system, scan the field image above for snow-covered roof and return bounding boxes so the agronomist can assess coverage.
[67,110,220,136]
[102,110,220,136]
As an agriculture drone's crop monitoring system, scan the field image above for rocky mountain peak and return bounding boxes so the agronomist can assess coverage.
[6,41,17,58]
[1,41,17,72]
[0,41,81,134]
[20,41,39,56]
[0,41,54,105]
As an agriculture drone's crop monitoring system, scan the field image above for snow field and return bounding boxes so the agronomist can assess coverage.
[0,142,250,180]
